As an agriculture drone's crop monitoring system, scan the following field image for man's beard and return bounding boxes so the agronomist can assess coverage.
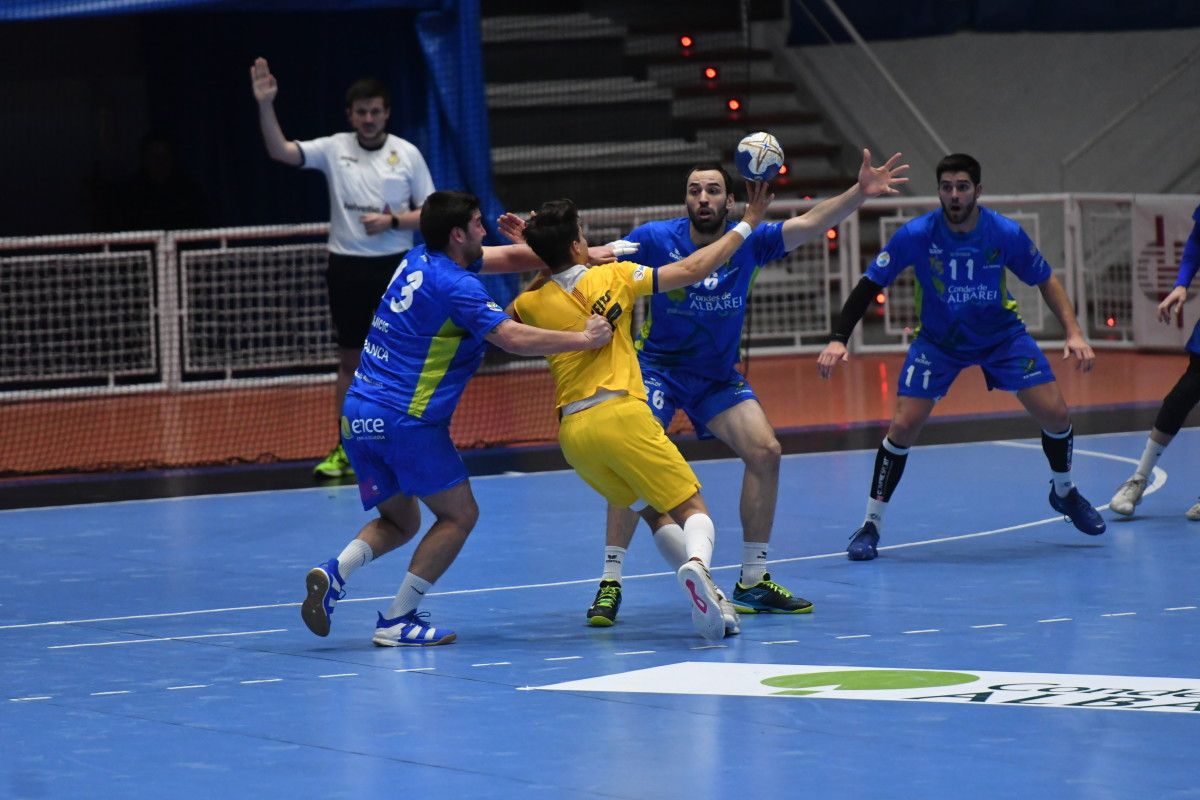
[689,206,728,235]
[941,198,975,225]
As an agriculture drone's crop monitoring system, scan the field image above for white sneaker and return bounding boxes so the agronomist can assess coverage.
[1109,475,1147,516]
[718,594,741,636]
[1187,499,1200,521]
[676,560,726,642]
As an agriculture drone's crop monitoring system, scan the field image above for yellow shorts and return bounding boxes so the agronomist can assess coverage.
[558,394,700,512]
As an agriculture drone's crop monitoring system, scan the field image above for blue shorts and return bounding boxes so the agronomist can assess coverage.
[341,393,468,510]
[898,332,1055,400]
[639,363,758,439]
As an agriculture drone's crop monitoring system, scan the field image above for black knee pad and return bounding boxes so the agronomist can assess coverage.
[1155,356,1200,435]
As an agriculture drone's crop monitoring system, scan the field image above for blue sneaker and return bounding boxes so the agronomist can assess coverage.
[301,559,345,637]
[372,610,456,647]
[847,522,880,561]
[1048,484,1106,536]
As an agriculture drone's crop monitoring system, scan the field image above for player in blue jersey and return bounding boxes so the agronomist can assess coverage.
[817,153,1106,560]
[300,190,613,646]
[1109,202,1200,521]
[503,148,908,624]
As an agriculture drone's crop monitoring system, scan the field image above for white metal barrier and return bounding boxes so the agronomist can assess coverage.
[1,194,1192,402]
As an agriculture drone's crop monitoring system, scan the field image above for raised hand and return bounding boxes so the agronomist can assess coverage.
[250,57,278,104]
[496,211,528,244]
[858,149,909,197]
[741,179,775,227]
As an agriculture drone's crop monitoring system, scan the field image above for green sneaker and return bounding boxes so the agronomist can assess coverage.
[313,444,354,479]
[586,580,622,626]
[731,572,813,614]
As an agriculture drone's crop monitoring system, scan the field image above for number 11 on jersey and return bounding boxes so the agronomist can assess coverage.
[905,364,931,390]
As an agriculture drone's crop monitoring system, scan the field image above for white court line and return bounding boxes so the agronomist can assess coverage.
[1102,612,1137,617]
[319,673,358,679]
[10,696,52,702]
[971,624,1007,629]
[394,667,434,673]
[1038,618,1072,623]
[1166,606,1197,611]
[544,656,582,662]
[764,639,799,645]
[471,662,511,667]
[903,629,939,635]
[90,690,131,696]
[0,444,1165,633]
[614,650,656,656]
[47,628,287,649]
[689,645,727,651]
[167,684,209,691]
[240,678,281,685]
[836,634,871,639]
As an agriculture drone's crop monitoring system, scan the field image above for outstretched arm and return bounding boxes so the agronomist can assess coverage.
[657,181,774,292]
[485,314,612,356]
[1037,275,1095,372]
[250,57,302,166]
[781,149,908,252]
[494,211,623,266]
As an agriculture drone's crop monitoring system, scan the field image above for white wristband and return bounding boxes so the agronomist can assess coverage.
[732,221,753,239]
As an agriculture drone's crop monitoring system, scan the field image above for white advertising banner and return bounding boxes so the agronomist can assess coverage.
[1130,194,1200,348]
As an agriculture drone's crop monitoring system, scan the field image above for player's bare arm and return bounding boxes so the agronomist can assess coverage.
[1037,275,1095,372]
[781,149,909,252]
[250,57,302,166]
[496,211,620,265]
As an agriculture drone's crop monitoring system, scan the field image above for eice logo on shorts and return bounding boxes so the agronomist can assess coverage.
[340,415,386,440]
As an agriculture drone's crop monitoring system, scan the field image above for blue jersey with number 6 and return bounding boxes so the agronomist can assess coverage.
[866,207,1051,353]
[624,217,787,378]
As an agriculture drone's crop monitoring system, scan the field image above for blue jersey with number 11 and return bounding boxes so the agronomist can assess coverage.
[865,206,1052,353]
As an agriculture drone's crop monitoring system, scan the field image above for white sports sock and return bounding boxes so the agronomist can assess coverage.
[864,498,887,530]
[385,571,432,620]
[336,539,373,583]
[602,546,626,582]
[1052,470,1075,498]
[682,513,715,565]
[1135,438,1166,478]
[740,541,769,586]
[652,523,688,568]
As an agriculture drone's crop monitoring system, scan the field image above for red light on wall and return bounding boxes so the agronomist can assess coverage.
[680,35,694,48]
[703,66,718,79]
[875,292,887,304]
[825,228,838,240]
[727,97,741,111]
[1106,316,1117,327]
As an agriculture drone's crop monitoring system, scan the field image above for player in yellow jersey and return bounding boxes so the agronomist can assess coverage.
[509,181,774,641]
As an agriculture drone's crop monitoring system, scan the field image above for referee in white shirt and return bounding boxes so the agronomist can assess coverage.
[251,57,435,478]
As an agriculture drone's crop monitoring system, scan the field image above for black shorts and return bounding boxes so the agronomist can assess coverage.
[325,251,406,349]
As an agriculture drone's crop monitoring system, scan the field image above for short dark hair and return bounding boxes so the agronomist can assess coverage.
[936,153,981,185]
[524,199,580,270]
[686,163,735,195]
[420,191,479,251]
[345,78,391,109]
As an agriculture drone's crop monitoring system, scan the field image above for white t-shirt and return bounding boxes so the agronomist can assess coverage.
[296,132,435,257]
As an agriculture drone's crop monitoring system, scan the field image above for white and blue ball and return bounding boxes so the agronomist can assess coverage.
[735,131,785,181]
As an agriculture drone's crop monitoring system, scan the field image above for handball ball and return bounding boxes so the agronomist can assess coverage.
[735,131,785,181]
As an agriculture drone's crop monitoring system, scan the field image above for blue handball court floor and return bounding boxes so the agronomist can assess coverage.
[2,428,1198,799]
